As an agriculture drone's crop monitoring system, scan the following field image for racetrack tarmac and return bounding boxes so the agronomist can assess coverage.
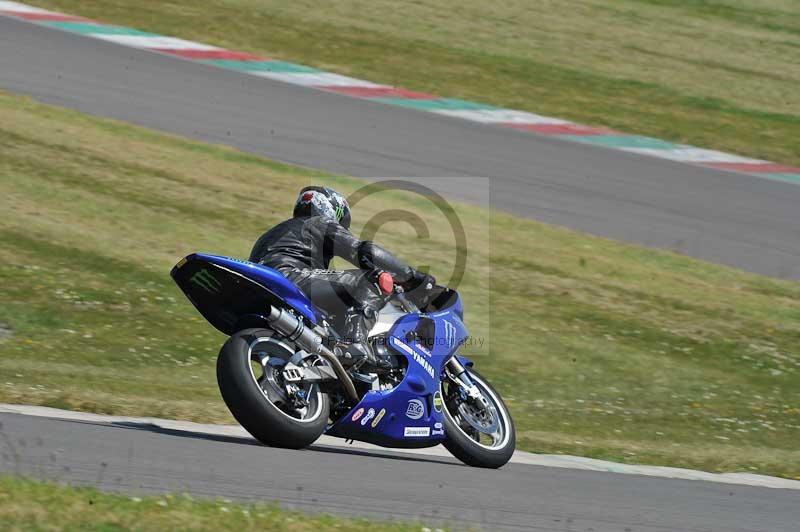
[1,15,800,280]
[2,412,799,532]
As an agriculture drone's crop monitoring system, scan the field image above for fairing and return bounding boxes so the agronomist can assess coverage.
[171,253,321,335]
[326,292,469,448]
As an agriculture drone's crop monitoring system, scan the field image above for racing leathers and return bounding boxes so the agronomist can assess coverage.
[249,215,420,367]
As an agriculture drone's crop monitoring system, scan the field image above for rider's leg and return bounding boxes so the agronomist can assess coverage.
[282,268,390,368]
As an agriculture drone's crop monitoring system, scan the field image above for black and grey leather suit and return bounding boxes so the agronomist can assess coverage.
[249,215,414,345]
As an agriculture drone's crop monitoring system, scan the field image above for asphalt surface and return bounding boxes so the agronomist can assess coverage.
[2,15,800,279]
[2,413,798,531]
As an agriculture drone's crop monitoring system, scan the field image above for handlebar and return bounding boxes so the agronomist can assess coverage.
[393,286,420,313]
[369,267,436,314]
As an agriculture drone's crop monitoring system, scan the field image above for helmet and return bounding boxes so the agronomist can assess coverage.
[293,186,351,229]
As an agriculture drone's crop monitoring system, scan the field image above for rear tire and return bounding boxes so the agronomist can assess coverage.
[217,328,329,449]
[442,369,515,468]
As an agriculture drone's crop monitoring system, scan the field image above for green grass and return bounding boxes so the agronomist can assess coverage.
[0,476,433,531]
[24,0,800,166]
[1,91,800,479]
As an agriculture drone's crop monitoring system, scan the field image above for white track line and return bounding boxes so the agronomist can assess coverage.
[622,146,768,164]
[1,404,797,490]
[0,1,51,13]
[430,109,571,125]
[249,72,385,87]
[88,35,222,50]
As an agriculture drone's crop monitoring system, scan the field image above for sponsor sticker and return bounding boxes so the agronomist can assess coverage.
[189,268,222,294]
[405,399,424,420]
[404,427,431,438]
[432,428,444,436]
[393,338,414,355]
[371,408,386,428]
[443,319,457,347]
[434,422,443,429]
[391,338,435,378]
[351,407,364,422]
[411,351,435,378]
[433,391,443,412]
[361,408,376,426]
[415,342,432,357]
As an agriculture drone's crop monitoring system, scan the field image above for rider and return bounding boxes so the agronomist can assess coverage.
[249,186,435,370]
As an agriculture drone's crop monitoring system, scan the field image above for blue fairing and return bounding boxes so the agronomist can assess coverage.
[171,253,321,334]
[197,253,320,323]
[326,292,469,448]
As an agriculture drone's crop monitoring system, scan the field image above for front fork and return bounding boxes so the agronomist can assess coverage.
[445,357,482,402]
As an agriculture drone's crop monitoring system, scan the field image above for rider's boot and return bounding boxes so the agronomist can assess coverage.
[338,306,392,372]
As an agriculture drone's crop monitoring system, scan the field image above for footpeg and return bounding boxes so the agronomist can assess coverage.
[282,362,304,382]
[281,363,337,383]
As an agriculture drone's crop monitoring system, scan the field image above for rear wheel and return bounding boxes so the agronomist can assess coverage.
[217,328,329,448]
[441,369,515,468]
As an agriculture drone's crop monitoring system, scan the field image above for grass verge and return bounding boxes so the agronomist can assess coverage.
[24,0,800,166]
[0,476,430,531]
[1,91,799,478]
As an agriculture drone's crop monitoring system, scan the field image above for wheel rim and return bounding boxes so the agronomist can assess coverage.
[247,337,324,424]
[442,372,511,451]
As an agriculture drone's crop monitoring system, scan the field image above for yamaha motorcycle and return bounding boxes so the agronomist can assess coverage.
[171,253,515,468]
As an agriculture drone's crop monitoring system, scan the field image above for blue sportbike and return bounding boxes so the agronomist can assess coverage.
[171,253,515,468]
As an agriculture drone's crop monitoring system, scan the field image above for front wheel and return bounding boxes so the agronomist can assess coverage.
[441,369,515,468]
[217,328,329,449]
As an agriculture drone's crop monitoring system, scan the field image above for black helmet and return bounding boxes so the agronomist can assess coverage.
[293,186,351,229]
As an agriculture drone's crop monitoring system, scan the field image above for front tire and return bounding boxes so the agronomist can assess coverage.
[217,328,329,449]
[442,369,515,468]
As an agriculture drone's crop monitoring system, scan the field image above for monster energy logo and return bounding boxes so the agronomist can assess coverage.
[443,320,457,347]
[334,204,344,222]
[189,268,222,294]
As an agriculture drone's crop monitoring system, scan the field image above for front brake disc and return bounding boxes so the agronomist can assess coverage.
[457,399,499,434]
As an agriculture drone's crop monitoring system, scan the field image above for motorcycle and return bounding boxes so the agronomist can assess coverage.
[171,253,515,468]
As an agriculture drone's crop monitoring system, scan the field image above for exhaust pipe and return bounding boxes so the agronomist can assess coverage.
[266,306,359,403]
